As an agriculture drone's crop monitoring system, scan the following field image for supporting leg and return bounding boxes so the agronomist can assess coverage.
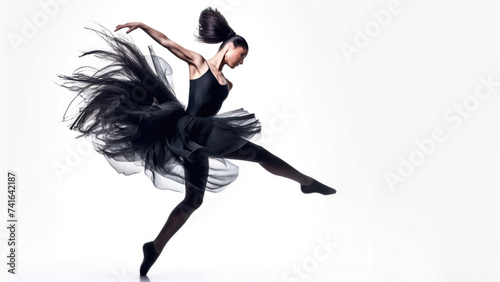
[140,156,208,276]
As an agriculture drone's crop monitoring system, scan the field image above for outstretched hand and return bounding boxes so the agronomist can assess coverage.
[115,22,142,33]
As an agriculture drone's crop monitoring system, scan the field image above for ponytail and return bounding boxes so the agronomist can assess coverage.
[194,7,248,52]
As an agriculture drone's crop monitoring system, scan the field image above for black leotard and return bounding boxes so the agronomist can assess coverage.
[186,61,229,117]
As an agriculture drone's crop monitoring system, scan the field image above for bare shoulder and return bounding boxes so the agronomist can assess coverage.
[188,54,207,80]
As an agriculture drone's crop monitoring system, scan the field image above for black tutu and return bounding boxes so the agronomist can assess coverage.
[57,23,261,193]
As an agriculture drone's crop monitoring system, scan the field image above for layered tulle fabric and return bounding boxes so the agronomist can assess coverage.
[57,23,261,193]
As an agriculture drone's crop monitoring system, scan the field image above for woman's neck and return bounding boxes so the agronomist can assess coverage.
[208,47,229,71]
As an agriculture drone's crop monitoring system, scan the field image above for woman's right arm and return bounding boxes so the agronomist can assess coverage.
[115,22,202,66]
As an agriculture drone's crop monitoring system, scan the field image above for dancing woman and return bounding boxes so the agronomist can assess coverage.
[57,7,336,277]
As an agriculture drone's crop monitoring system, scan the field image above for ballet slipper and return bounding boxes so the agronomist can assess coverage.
[300,179,336,195]
[140,241,160,276]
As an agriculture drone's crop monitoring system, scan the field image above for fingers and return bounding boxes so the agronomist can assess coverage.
[126,26,137,34]
[115,23,138,33]
[115,24,128,32]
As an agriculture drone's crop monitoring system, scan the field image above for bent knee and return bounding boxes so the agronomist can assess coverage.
[187,197,203,210]
[182,192,204,210]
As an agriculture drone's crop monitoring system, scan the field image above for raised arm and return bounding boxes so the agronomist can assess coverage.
[115,22,203,66]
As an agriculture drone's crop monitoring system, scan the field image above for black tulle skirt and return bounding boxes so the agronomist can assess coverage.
[57,23,261,193]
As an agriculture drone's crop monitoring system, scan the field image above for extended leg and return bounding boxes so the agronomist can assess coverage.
[223,141,312,185]
[140,156,208,276]
[222,141,336,195]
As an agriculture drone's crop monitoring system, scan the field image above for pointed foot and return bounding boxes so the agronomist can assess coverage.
[301,179,336,195]
[140,241,160,276]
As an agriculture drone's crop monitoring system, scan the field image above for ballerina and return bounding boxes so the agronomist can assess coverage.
[57,7,336,277]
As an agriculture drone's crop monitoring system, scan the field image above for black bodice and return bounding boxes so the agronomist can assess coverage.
[185,61,229,117]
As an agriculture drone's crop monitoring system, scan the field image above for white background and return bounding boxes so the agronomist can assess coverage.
[0,0,499,281]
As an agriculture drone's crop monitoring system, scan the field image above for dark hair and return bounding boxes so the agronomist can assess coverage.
[194,7,248,52]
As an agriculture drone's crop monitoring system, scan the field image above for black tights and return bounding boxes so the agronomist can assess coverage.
[152,141,312,254]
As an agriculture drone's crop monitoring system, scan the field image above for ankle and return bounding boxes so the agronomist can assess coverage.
[301,176,314,186]
[152,240,162,254]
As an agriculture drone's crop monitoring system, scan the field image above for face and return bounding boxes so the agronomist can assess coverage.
[226,45,247,68]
